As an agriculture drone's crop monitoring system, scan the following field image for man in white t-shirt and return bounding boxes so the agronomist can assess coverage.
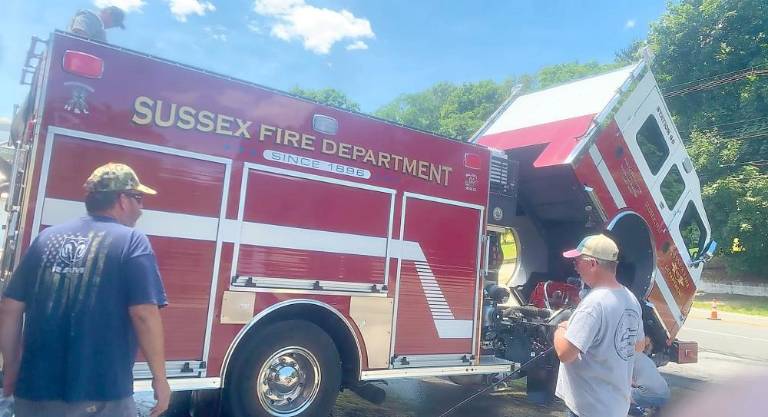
[553,233,645,417]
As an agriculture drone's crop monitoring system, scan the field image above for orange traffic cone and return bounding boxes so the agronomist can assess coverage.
[708,299,721,320]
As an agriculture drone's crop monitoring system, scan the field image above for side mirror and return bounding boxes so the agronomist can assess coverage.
[691,240,717,267]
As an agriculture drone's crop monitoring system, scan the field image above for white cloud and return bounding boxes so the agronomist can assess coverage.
[255,0,304,15]
[167,0,216,22]
[625,19,636,29]
[247,20,262,33]
[204,25,228,42]
[0,116,11,126]
[94,0,146,13]
[253,0,374,55]
[346,40,368,51]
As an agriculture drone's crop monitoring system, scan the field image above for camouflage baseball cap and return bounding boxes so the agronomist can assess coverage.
[84,163,157,195]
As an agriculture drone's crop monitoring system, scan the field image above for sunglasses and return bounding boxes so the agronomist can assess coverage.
[573,256,596,266]
[123,192,144,204]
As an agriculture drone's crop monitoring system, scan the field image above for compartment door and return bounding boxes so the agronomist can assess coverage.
[231,164,395,293]
[392,193,483,368]
[36,129,229,377]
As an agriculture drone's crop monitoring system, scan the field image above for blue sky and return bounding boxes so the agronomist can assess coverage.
[0,0,667,130]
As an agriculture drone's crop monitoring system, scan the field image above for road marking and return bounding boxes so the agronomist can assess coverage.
[684,327,768,343]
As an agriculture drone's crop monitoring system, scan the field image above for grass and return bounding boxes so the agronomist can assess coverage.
[692,292,768,317]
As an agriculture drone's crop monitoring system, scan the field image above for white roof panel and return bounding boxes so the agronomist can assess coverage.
[485,65,636,136]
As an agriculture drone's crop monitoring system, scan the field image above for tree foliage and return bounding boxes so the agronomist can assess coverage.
[649,0,768,138]
[317,0,767,276]
[648,0,768,274]
[289,87,361,112]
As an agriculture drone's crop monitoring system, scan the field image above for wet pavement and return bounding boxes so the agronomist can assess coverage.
[331,377,565,417]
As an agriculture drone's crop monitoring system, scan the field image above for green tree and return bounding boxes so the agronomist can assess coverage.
[289,87,361,112]
[648,0,768,139]
[615,40,646,65]
[374,62,619,141]
[689,131,768,272]
[648,0,768,275]
[438,80,509,139]
[374,82,459,135]
[535,61,623,89]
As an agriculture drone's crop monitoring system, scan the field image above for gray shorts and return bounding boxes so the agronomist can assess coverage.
[14,397,137,417]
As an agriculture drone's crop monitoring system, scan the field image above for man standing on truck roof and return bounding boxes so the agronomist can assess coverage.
[553,233,645,417]
[68,6,126,42]
[0,163,169,417]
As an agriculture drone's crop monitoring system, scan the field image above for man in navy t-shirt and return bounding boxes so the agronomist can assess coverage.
[0,163,169,417]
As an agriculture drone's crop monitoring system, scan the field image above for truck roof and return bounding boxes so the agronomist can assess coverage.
[477,64,640,167]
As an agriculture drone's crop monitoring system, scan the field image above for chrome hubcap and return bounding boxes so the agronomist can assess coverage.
[257,347,321,416]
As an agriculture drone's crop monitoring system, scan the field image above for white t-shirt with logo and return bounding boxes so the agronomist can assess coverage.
[555,287,644,417]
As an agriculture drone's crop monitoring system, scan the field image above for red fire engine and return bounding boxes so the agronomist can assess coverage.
[2,32,714,416]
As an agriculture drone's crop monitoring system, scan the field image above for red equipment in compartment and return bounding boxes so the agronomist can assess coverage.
[528,281,581,310]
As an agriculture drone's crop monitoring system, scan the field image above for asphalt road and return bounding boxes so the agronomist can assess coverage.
[136,308,768,417]
[327,307,768,417]
[678,307,768,362]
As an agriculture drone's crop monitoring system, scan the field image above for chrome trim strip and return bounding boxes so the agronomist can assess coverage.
[388,193,408,363]
[393,353,474,368]
[202,161,232,373]
[229,285,388,298]
[133,361,205,379]
[361,363,513,380]
[134,377,221,392]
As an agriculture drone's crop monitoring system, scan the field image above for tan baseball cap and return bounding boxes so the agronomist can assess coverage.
[563,233,619,262]
[84,163,157,195]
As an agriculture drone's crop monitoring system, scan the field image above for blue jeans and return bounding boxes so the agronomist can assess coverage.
[632,387,670,408]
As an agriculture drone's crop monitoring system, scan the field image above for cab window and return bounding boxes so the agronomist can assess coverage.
[660,164,685,210]
[636,116,670,175]
[679,202,705,259]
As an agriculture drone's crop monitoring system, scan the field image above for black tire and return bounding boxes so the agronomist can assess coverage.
[223,320,341,417]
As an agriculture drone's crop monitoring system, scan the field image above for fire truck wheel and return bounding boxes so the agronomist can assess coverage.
[224,320,342,417]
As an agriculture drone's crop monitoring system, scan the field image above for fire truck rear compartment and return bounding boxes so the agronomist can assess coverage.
[496,145,654,303]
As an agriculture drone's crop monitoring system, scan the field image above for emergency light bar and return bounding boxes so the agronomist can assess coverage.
[63,50,104,79]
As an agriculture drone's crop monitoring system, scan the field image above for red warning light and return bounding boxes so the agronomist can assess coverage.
[464,153,482,170]
[63,50,104,79]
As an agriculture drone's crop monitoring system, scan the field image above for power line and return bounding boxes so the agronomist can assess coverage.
[691,115,768,132]
[663,67,768,97]
[712,128,768,142]
[663,63,768,90]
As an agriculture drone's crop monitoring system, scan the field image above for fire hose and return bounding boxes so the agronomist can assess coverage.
[436,345,555,417]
